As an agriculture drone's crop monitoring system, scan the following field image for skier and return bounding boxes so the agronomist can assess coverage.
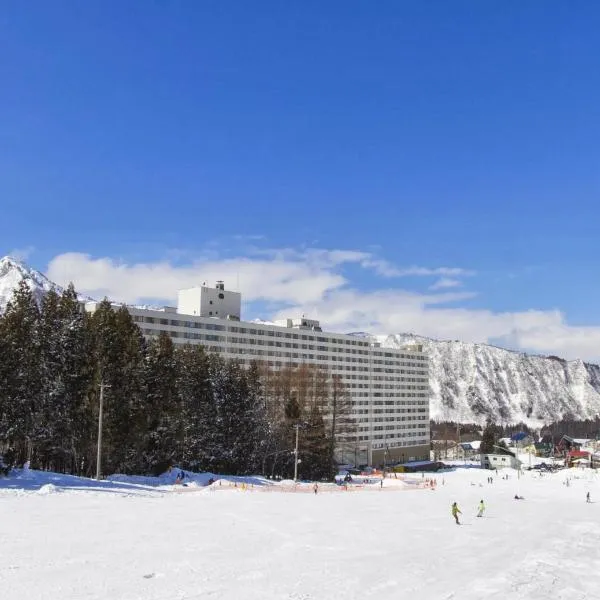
[451,502,462,525]
[477,499,485,517]
[587,492,591,503]
[313,482,318,495]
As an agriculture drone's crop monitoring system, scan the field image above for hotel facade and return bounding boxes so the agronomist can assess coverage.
[85,282,430,466]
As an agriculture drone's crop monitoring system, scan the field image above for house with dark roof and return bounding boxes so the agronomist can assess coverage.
[481,445,521,470]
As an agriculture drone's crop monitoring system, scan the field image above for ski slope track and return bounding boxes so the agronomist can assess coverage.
[1,465,600,599]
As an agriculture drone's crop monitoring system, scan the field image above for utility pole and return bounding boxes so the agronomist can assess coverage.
[96,381,110,480]
[293,424,300,482]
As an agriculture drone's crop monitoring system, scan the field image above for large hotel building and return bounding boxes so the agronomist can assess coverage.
[85,282,430,466]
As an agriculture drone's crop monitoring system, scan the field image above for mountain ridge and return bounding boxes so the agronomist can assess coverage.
[377,333,600,426]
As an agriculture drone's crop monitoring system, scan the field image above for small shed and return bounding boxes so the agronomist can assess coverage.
[481,446,521,470]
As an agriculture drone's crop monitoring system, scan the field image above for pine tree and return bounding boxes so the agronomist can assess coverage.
[209,357,268,475]
[244,361,268,474]
[480,420,497,454]
[0,281,42,467]
[299,402,333,480]
[37,288,64,470]
[176,344,217,471]
[89,301,146,475]
[142,332,179,474]
[55,285,95,474]
[37,285,95,472]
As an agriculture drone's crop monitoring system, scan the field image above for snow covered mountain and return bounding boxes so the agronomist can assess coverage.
[0,256,59,312]
[0,255,94,313]
[377,333,600,426]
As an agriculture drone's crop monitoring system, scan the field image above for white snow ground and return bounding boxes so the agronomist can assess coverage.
[1,466,599,600]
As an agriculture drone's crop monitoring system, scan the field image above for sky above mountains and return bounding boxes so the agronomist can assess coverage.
[2,2,600,360]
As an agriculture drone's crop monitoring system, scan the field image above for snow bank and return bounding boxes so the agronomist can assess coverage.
[38,483,60,495]
[108,468,272,489]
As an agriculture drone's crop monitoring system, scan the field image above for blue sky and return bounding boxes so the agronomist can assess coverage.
[2,2,600,358]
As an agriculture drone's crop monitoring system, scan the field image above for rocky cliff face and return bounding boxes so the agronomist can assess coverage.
[378,334,600,426]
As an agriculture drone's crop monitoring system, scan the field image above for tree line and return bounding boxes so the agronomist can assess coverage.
[0,281,355,480]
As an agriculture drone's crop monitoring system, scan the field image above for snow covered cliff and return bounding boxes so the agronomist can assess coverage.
[378,333,600,426]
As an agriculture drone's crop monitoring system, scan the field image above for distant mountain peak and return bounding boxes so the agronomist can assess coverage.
[0,255,94,313]
[0,255,59,312]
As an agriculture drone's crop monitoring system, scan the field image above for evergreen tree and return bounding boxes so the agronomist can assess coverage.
[54,285,95,473]
[0,281,42,467]
[142,332,179,474]
[37,288,63,469]
[36,285,95,472]
[210,358,267,475]
[480,420,497,454]
[244,361,268,474]
[299,402,333,480]
[89,301,146,475]
[176,344,217,471]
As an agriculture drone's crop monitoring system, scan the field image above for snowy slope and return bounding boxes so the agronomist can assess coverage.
[378,333,600,425]
[2,465,600,600]
[0,255,91,312]
[0,256,58,312]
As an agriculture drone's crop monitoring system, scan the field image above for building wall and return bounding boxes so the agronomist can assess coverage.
[85,302,430,465]
[177,286,241,319]
[374,443,430,466]
[481,454,520,470]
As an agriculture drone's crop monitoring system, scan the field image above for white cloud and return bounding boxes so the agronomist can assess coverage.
[359,260,474,278]
[273,291,600,361]
[429,277,462,290]
[47,248,472,307]
[44,247,600,362]
[47,252,347,305]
